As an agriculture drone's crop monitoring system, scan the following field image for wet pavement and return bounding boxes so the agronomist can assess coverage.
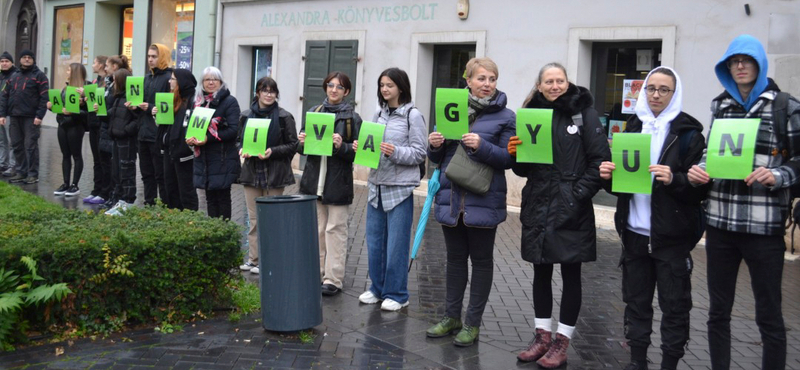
[1,124,799,369]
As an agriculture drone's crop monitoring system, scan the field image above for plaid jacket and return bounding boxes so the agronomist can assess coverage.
[699,86,800,235]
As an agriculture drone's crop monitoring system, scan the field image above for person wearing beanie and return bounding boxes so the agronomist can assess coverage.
[0,48,49,184]
[0,51,18,176]
[154,68,198,211]
[688,34,800,370]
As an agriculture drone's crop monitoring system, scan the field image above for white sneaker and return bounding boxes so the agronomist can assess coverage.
[250,266,259,274]
[239,261,256,271]
[104,200,130,216]
[359,290,380,304]
[380,299,409,311]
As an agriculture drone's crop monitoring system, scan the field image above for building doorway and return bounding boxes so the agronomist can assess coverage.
[14,0,37,60]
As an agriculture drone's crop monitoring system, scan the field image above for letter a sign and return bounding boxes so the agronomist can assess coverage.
[435,88,468,140]
[611,133,652,194]
[516,108,554,164]
[706,118,759,179]
[185,107,216,141]
[354,120,385,169]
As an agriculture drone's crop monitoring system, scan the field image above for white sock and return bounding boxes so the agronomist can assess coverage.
[556,322,575,339]
[534,318,552,331]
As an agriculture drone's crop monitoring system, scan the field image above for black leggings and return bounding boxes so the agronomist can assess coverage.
[57,123,85,185]
[533,262,582,326]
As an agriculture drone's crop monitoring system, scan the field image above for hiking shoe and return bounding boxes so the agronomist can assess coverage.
[54,184,68,195]
[426,316,463,338]
[9,173,25,183]
[65,185,80,196]
[380,298,409,311]
[359,290,380,304]
[321,284,341,296]
[537,333,570,368]
[23,176,38,184]
[88,196,106,204]
[250,266,259,274]
[517,328,552,362]
[239,261,257,271]
[453,324,480,347]
[2,168,15,177]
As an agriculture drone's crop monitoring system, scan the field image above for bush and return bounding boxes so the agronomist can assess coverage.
[0,182,242,345]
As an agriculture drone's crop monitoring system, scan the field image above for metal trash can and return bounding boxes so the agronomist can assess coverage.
[256,194,322,331]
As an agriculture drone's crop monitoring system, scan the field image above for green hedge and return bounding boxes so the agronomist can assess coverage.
[0,181,242,332]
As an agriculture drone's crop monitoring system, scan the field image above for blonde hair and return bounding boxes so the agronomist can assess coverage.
[522,62,569,107]
[464,57,499,80]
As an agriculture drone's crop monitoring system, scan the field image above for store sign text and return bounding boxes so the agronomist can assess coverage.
[261,3,438,27]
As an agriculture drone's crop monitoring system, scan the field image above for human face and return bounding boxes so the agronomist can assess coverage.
[537,67,569,102]
[466,66,497,99]
[19,55,33,67]
[258,88,277,108]
[169,73,177,91]
[92,58,105,75]
[0,59,11,71]
[147,49,159,69]
[379,76,401,107]
[203,75,221,93]
[727,54,757,88]
[326,77,348,104]
[65,66,72,79]
[105,60,116,75]
[645,72,675,117]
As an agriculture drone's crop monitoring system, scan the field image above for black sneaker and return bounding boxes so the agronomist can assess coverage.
[9,173,25,183]
[65,184,80,196]
[54,184,68,195]
[321,284,341,296]
[23,176,38,184]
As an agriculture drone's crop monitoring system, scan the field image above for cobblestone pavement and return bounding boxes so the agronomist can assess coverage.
[1,125,799,369]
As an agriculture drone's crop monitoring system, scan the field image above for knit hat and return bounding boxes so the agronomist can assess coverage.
[173,68,197,102]
[0,51,13,64]
[19,49,34,62]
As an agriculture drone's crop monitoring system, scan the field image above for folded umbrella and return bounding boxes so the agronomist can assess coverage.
[409,168,441,271]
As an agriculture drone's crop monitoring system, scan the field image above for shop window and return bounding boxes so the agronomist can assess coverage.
[120,7,134,61]
[149,0,194,69]
[52,5,84,90]
[251,46,273,97]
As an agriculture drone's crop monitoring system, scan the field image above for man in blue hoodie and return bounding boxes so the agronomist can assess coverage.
[688,34,798,370]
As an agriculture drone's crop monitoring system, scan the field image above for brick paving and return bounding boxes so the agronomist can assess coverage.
[1,124,799,369]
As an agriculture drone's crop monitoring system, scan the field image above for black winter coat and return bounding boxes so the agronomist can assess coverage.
[192,88,241,190]
[513,84,610,264]
[55,86,89,129]
[236,104,298,188]
[298,104,362,205]
[0,66,18,91]
[98,81,114,153]
[108,93,138,139]
[164,103,195,162]
[603,113,707,254]
[0,65,49,119]
[136,67,172,142]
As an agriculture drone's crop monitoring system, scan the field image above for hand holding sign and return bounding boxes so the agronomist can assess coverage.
[435,88,468,140]
[611,133,651,194]
[155,93,174,125]
[303,112,335,156]
[241,118,271,157]
[185,107,216,141]
[516,108,554,164]
[354,121,385,169]
[126,76,144,107]
[48,89,64,114]
[64,86,81,114]
[95,88,107,116]
[705,118,759,180]
[84,84,98,112]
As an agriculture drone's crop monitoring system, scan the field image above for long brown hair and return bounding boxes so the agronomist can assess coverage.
[112,69,131,96]
[67,63,87,88]
[108,55,130,71]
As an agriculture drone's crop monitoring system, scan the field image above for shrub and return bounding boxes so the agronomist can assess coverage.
[0,182,242,346]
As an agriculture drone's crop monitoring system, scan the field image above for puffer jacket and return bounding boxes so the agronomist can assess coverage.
[368,102,427,186]
[136,67,172,142]
[192,87,241,190]
[236,101,299,188]
[427,90,516,228]
[513,84,610,264]
[0,64,49,119]
[0,65,18,91]
[108,93,138,139]
[298,103,362,205]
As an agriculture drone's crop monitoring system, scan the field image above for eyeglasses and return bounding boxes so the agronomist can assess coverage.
[727,57,756,69]
[261,90,276,97]
[645,86,673,96]
[326,82,345,91]
[203,78,220,83]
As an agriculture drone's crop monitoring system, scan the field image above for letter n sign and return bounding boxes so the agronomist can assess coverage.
[706,118,760,180]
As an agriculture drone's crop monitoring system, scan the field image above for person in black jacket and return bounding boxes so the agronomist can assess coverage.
[105,68,138,216]
[97,55,130,208]
[0,51,17,176]
[127,43,172,206]
[49,63,89,197]
[298,71,362,296]
[84,55,112,205]
[155,68,198,211]
[599,67,706,370]
[236,76,298,275]
[187,66,240,220]
[508,62,610,368]
[0,49,49,184]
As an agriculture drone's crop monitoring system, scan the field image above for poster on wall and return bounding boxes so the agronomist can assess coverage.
[53,6,85,91]
[122,8,134,61]
[175,31,193,70]
[621,79,644,114]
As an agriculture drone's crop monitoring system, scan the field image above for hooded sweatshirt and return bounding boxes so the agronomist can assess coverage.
[137,43,173,142]
[714,34,769,111]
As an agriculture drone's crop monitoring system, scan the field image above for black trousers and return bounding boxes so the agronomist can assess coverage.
[112,137,137,204]
[163,156,198,211]
[97,149,114,199]
[57,123,84,185]
[533,262,582,326]
[88,125,111,197]
[8,116,39,177]
[441,217,497,327]
[206,188,232,220]
[138,140,165,205]
[706,226,786,370]
[621,230,692,369]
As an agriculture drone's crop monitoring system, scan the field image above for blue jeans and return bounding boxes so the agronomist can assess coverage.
[366,194,413,303]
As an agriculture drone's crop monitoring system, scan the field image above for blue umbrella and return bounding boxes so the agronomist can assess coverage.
[409,168,441,271]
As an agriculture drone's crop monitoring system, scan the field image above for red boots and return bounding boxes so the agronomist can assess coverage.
[536,333,570,368]
[517,328,552,362]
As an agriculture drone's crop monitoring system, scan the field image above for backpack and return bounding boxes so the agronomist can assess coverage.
[377,107,427,180]
[313,104,353,140]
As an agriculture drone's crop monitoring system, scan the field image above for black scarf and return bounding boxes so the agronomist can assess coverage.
[250,100,282,148]
[321,98,351,114]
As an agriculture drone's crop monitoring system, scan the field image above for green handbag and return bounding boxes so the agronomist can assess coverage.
[444,144,493,195]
